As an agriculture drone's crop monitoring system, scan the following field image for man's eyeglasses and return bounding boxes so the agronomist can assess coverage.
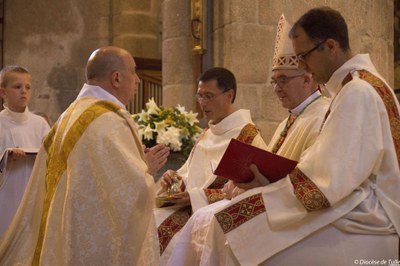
[296,40,326,62]
[270,74,304,88]
[195,90,229,102]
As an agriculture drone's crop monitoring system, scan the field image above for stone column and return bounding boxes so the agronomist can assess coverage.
[162,0,199,110]
[113,0,162,59]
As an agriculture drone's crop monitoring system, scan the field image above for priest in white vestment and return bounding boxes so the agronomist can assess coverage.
[0,47,161,265]
[155,67,268,263]
[168,9,400,266]
[0,65,50,239]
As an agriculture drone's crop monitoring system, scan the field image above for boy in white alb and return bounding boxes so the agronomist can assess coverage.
[0,65,50,238]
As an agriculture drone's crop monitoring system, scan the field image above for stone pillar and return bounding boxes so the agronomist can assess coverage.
[162,0,198,110]
[113,0,162,59]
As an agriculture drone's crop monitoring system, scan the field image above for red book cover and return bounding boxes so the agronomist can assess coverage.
[214,138,297,183]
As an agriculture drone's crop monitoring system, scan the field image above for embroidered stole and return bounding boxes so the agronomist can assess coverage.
[291,69,400,212]
[271,114,296,154]
[157,123,259,255]
[357,70,400,166]
[272,95,322,154]
[204,123,259,202]
[32,100,122,265]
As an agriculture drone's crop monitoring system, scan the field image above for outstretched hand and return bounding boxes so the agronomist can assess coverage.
[144,144,170,175]
[234,164,270,190]
[160,169,185,193]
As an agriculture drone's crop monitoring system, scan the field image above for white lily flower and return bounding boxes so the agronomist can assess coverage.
[137,109,149,122]
[176,104,187,114]
[181,127,190,139]
[185,111,199,126]
[154,121,167,132]
[146,98,161,115]
[157,127,182,151]
[143,125,155,141]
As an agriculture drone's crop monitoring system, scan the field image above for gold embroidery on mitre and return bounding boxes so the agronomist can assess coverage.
[272,14,299,70]
[289,168,330,212]
[215,193,266,234]
[32,100,122,265]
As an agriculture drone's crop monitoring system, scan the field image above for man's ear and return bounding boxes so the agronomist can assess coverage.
[325,38,339,55]
[0,88,6,99]
[226,89,234,101]
[111,71,120,87]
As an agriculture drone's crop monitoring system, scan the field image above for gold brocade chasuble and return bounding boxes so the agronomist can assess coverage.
[32,100,122,265]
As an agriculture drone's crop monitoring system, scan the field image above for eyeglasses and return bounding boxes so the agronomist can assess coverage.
[296,40,326,62]
[195,90,229,102]
[270,74,304,88]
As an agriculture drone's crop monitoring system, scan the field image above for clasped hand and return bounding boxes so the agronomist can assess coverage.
[144,144,170,175]
[223,164,270,199]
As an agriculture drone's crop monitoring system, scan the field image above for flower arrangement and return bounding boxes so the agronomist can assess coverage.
[133,98,203,159]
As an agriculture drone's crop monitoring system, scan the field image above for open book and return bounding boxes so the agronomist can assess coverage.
[0,148,39,186]
[213,139,297,183]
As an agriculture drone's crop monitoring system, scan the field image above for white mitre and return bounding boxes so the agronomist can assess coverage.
[272,14,299,70]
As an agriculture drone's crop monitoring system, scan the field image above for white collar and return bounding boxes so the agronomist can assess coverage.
[208,109,253,135]
[325,54,379,97]
[290,90,321,116]
[3,105,29,123]
[77,84,126,109]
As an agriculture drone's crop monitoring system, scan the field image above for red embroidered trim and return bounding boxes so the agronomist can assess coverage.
[215,193,266,234]
[204,189,225,204]
[358,70,400,167]
[289,168,330,211]
[158,206,191,254]
[207,123,258,189]
[236,123,258,144]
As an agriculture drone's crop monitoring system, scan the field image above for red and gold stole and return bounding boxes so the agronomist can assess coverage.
[357,70,400,166]
[204,123,259,203]
[291,69,400,212]
[32,100,122,266]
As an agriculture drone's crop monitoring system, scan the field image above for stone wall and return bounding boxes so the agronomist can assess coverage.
[3,0,395,141]
[162,0,394,142]
[3,0,161,124]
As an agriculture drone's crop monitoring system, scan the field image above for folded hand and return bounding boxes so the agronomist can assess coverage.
[234,164,270,190]
[144,144,170,175]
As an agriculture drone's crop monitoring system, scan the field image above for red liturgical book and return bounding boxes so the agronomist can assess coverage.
[214,139,297,183]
